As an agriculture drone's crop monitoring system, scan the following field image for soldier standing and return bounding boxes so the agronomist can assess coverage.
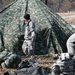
[22,14,36,59]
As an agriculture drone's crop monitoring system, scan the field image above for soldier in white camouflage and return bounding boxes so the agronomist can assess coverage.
[66,33,75,56]
[51,53,74,75]
[22,14,36,58]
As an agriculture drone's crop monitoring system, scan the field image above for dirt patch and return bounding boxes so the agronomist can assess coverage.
[0,56,55,75]
[0,68,16,75]
[22,56,55,68]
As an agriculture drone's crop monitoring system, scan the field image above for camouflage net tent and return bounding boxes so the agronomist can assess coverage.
[0,0,74,55]
[0,0,26,53]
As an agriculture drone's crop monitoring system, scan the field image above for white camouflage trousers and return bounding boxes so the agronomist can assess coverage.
[66,33,75,55]
[22,40,35,56]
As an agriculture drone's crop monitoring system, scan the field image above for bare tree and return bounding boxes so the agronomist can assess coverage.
[57,0,64,12]
[45,0,48,5]
[0,0,3,4]
[41,0,75,12]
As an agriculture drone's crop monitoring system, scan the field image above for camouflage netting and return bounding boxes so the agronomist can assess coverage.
[0,0,74,55]
[27,0,74,55]
[0,0,26,53]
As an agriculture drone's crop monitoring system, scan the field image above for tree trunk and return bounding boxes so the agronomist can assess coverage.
[45,0,48,5]
[0,0,3,4]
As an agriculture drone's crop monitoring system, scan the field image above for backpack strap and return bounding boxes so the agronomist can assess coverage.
[26,19,31,26]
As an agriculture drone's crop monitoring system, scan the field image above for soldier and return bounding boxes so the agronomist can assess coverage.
[66,33,75,56]
[51,53,74,75]
[22,14,36,58]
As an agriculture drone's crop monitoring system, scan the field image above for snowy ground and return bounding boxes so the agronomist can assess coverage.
[58,12,75,28]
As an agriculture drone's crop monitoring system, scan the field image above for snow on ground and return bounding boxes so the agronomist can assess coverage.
[58,12,75,28]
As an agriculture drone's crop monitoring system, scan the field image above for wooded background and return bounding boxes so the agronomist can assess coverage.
[41,0,75,12]
[0,0,15,10]
[0,0,75,12]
